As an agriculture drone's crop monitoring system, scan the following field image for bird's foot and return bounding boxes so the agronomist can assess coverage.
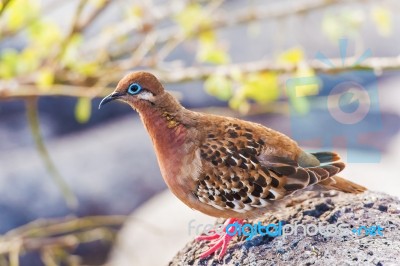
[196,218,244,261]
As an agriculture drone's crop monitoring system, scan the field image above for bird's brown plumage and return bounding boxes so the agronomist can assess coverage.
[102,71,367,219]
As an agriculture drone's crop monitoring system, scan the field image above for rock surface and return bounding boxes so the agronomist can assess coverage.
[170,191,400,265]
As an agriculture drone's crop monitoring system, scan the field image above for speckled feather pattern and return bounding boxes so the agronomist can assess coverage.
[192,117,345,215]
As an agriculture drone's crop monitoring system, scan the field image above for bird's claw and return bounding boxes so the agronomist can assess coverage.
[195,218,244,261]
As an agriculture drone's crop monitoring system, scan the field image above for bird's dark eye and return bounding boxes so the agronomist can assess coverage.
[127,83,142,95]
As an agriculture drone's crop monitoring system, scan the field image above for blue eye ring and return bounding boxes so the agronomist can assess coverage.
[127,83,142,95]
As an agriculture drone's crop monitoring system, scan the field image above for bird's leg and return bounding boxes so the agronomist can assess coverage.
[196,218,244,260]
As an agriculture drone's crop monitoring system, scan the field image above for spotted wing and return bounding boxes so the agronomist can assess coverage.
[194,123,344,214]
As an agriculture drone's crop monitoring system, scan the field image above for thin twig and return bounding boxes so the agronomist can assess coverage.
[9,239,20,266]
[0,216,127,256]
[53,0,111,64]
[0,0,13,16]
[154,0,225,64]
[4,215,127,239]
[0,216,127,265]
[79,0,112,31]
[82,2,187,58]
[105,0,362,62]
[25,99,78,209]
[0,84,112,99]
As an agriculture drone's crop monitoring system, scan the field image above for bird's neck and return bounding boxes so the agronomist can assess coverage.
[136,93,189,183]
[140,108,187,147]
[137,92,188,154]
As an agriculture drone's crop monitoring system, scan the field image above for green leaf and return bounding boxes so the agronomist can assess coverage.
[199,30,216,45]
[6,0,40,31]
[75,62,99,76]
[294,66,320,97]
[241,72,280,103]
[286,74,321,115]
[278,47,305,64]
[228,72,280,114]
[229,66,243,82]
[229,96,250,114]
[322,10,365,41]
[36,68,54,89]
[204,75,233,101]
[89,0,107,8]
[197,42,230,64]
[61,33,83,67]
[0,49,18,78]
[28,20,63,47]
[75,97,92,123]
[174,3,209,35]
[19,48,41,73]
[371,6,392,36]
[125,4,144,23]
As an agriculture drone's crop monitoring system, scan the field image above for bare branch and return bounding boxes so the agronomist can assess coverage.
[25,99,78,209]
[0,56,399,100]
[3,215,126,240]
[155,56,400,83]
[78,0,112,31]
[0,0,13,16]
[0,84,111,99]
[0,215,127,265]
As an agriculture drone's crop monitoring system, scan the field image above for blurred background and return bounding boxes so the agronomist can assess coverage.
[0,0,399,265]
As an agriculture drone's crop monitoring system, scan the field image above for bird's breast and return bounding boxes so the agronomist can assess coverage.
[140,111,199,203]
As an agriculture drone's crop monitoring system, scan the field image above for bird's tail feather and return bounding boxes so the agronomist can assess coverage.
[311,151,341,164]
[318,175,367,194]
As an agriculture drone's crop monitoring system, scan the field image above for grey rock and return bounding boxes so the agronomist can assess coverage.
[170,191,400,266]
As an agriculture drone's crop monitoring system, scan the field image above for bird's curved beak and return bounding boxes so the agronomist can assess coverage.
[98,92,123,109]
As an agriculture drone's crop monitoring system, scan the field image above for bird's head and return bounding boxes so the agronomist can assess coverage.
[99,71,165,110]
